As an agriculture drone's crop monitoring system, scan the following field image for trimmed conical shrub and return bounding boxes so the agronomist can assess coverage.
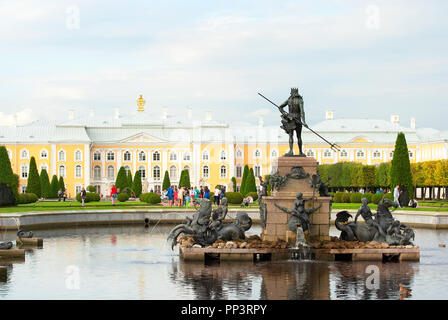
[115,166,128,192]
[133,170,142,197]
[245,167,257,195]
[162,170,171,190]
[50,175,59,198]
[127,170,133,189]
[0,146,18,205]
[58,176,65,192]
[240,165,250,196]
[231,177,237,192]
[39,168,51,199]
[26,156,41,198]
[179,169,191,188]
[390,132,414,201]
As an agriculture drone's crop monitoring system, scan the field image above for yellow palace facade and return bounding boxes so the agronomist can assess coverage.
[1,99,447,198]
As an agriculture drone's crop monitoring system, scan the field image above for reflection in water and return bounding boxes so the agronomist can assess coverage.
[0,225,445,299]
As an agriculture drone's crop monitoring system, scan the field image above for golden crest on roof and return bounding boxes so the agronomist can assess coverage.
[137,94,146,112]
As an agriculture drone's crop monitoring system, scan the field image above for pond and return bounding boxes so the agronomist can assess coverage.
[1,224,447,300]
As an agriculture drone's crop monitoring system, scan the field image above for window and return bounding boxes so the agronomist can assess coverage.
[124,165,131,176]
[169,165,177,180]
[107,165,115,179]
[75,185,82,195]
[169,151,177,161]
[236,149,243,159]
[340,150,347,158]
[107,151,115,161]
[153,166,161,181]
[203,165,209,178]
[21,185,27,193]
[58,150,66,161]
[75,165,82,178]
[409,150,414,158]
[202,150,209,161]
[138,151,146,162]
[40,164,48,172]
[306,150,315,157]
[357,150,365,158]
[220,165,227,178]
[236,165,242,178]
[93,165,101,179]
[390,150,394,158]
[153,151,160,161]
[324,150,332,158]
[183,152,191,161]
[154,185,161,193]
[93,151,101,161]
[59,165,66,178]
[254,149,261,158]
[20,149,29,159]
[220,150,226,161]
[271,150,278,158]
[138,165,146,179]
[124,151,131,161]
[183,165,190,173]
[75,150,82,161]
[40,149,48,159]
[21,164,28,179]
[373,150,381,158]
[254,165,261,178]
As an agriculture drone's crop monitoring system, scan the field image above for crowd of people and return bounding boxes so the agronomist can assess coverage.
[161,185,226,207]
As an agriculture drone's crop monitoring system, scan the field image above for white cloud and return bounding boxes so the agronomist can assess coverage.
[0,108,36,126]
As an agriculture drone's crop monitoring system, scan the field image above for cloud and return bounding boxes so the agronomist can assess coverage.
[0,108,36,126]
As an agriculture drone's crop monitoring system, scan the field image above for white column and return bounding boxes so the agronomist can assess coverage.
[133,148,137,174]
[102,148,106,177]
[51,144,57,176]
[117,149,122,169]
[367,149,372,165]
[163,150,168,180]
[84,144,91,188]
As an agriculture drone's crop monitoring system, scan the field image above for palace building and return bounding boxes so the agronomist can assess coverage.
[1,96,447,197]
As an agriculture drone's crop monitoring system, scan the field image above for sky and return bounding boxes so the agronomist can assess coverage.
[0,0,447,129]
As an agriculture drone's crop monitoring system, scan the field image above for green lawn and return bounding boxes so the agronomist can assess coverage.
[332,202,448,212]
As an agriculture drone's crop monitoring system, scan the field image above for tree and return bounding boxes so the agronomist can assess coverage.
[179,169,191,188]
[240,165,250,196]
[127,170,133,189]
[39,169,51,199]
[162,170,171,190]
[244,167,257,195]
[390,132,414,200]
[376,162,391,188]
[133,170,142,197]
[26,156,41,198]
[0,146,18,204]
[58,176,65,193]
[115,167,128,192]
[50,175,59,198]
[231,177,237,192]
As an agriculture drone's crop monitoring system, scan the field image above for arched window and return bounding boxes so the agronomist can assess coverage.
[202,150,209,161]
[93,165,101,179]
[153,165,161,181]
[409,150,414,158]
[107,165,115,179]
[75,150,82,161]
[75,165,82,178]
[254,149,261,158]
[390,150,394,158]
[123,151,131,161]
[93,151,101,161]
[124,165,131,175]
[169,151,177,161]
[183,152,191,161]
[40,164,48,172]
[58,150,66,161]
[59,165,66,178]
[271,150,278,158]
[340,150,348,158]
[138,151,146,162]
[220,150,226,161]
[183,165,190,173]
[306,150,315,157]
[40,149,48,159]
[356,150,365,158]
[203,165,209,178]
[153,151,160,161]
[220,165,227,178]
[254,165,261,177]
[236,165,242,178]
[324,150,332,158]
[373,150,381,158]
[138,165,146,179]
[236,149,243,158]
[21,164,28,178]
[20,149,29,159]
[107,151,115,161]
[169,165,177,180]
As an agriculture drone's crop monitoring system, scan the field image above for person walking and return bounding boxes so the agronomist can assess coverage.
[166,185,174,206]
[394,185,401,208]
[80,187,87,207]
[214,186,220,205]
[178,186,184,207]
[174,187,179,206]
[204,186,210,199]
[199,186,204,198]
[110,185,118,206]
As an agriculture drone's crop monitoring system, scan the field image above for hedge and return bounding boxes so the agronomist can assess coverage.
[140,192,161,204]
[76,192,100,203]
[17,193,38,204]
[349,192,364,204]
[117,193,130,202]
[225,192,243,204]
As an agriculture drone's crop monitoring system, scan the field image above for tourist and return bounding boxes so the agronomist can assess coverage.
[63,191,67,202]
[80,187,87,207]
[409,199,418,208]
[204,187,210,199]
[220,185,226,201]
[185,188,191,207]
[174,187,179,206]
[178,186,184,207]
[110,185,118,206]
[57,189,63,201]
[394,185,401,208]
[214,186,220,205]
[166,185,174,206]
[194,186,200,199]
[359,188,365,194]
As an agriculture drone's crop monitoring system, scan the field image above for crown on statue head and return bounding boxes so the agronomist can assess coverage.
[290,87,299,94]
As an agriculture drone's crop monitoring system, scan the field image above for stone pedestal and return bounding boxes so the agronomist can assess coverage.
[261,156,331,242]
